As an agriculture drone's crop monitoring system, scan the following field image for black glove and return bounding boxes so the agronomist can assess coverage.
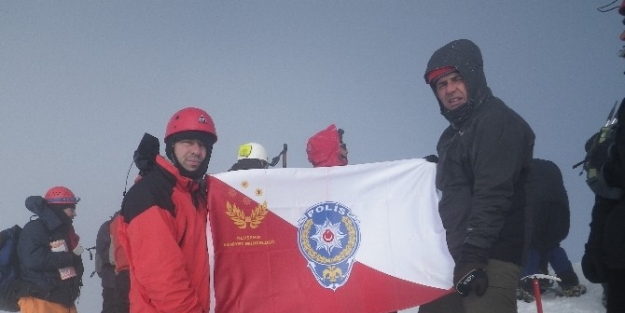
[424,155,438,163]
[133,133,160,176]
[581,247,608,283]
[453,244,489,297]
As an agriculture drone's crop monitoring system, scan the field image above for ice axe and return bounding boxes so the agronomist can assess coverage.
[269,144,288,168]
[520,273,561,313]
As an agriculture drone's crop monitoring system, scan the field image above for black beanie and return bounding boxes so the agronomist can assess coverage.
[165,130,216,180]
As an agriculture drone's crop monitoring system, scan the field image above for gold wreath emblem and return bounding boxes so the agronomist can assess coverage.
[226,201,269,229]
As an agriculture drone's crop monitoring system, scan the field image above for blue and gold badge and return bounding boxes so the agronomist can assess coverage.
[297,201,361,291]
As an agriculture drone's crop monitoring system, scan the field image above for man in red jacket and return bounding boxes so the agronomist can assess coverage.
[117,107,217,313]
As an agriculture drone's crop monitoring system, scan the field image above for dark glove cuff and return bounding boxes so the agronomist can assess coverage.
[456,268,487,297]
[459,244,489,265]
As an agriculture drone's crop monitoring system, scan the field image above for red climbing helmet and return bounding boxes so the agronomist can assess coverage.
[44,186,80,205]
[164,107,217,142]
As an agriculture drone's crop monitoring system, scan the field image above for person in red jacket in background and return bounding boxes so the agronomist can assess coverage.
[95,217,115,313]
[117,107,217,313]
[109,211,129,313]
[306,124,348,167]
[307,125,402,313]
[110,132,159,313]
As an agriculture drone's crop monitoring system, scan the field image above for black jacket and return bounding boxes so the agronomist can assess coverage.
[586,194,625,270]
[582,99,625,272]
[527,159,570,252]
[426,39,535,266]
[16,196,83,308]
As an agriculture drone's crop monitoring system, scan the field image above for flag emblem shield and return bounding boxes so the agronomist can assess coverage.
[297,201,361,291]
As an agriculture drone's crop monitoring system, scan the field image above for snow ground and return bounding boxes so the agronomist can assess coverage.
[517,263,604,313]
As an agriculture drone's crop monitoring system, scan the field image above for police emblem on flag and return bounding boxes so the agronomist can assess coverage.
[297,201,361,291]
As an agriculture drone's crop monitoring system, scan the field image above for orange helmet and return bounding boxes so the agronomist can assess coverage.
[165,107,217,142]
[44,186,80,205]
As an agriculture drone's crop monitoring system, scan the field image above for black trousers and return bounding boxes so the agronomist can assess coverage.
[607,268,625,313]
[101,287,115,313]
[114,270,130,313]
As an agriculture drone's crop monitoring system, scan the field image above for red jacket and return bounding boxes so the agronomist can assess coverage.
[110,214,129,273]
[117,155,209,313]
[306,124,347,167]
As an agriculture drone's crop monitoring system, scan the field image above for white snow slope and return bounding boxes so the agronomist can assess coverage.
[400,263,605,313]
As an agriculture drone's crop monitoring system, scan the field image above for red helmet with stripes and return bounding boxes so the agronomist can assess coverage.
[165,107,217,142]
[44,186,80,205]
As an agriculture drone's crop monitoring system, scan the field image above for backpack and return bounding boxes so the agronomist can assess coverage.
[92,218,112,278]
[0,225,22,312]
[574,99,625,200]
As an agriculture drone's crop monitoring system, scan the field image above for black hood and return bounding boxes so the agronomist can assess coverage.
[424,39,493,127]
[24,196,63,231]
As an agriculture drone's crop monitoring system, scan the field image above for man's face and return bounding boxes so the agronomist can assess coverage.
[435,72,468,111]
[173,139,207,172]
[63,207,76,219]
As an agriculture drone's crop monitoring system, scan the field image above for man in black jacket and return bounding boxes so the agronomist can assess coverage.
[418,39,535,313]
[519,158,586,299]
[581,3,625,313]
[17,186,84,313]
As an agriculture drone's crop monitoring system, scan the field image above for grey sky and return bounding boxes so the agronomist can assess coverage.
[1,1,623,312]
